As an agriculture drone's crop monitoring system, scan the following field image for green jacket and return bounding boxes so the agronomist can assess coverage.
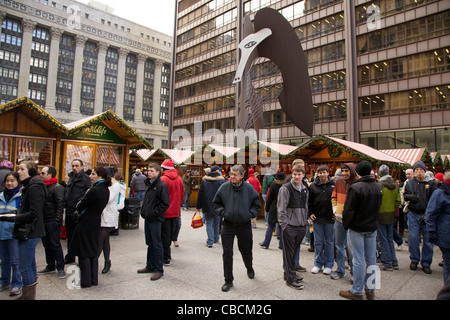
[262,175,274,195]
[378,176,401,224]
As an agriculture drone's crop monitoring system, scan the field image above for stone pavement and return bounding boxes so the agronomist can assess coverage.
[0,208,446,301]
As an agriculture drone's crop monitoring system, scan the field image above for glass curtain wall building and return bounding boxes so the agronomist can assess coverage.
[171,0,449,154]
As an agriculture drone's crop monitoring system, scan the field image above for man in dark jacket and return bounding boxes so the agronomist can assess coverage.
[137,163,170,281]
[213,165,261,292]
[197,165,224,247]
[308,165,335,275]
[339,161,382,300]
[64,159,91,264]
[37,166,66,279]
[404,160,438,274]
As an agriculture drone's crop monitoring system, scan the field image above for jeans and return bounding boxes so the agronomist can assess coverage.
[260,220,276,248]
[144,220,164,274]
[134,191,145,204]
[0,239,22,289]
[41,221,65,271]
[440,246,450,284]
[348,229,377,295]
[334,220,352,275]
[183,193,191,209]
[18,237,40,286]
[262,194,268,224]
[408,211,434,267]
[204,213,221,246]
[377,223,398,267]
[313,222,335,269]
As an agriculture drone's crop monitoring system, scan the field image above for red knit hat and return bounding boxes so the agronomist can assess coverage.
[161,159,174,170]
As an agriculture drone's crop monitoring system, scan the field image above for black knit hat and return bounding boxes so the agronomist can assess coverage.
[356,161,372,177]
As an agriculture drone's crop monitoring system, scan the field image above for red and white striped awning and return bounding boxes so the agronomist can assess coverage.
[134,149,157,161]
[430,152,450,163]
[379,148,425,165]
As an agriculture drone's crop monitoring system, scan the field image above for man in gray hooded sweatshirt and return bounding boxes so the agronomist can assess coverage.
[277,164,309,290]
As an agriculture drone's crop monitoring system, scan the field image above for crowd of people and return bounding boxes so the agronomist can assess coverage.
[0,156,448,300]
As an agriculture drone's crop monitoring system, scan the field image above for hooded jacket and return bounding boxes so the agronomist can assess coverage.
[378,175,401,224]
[331,163,356,223]
[196,171,225,216]
[342,175,382,232]
[212,180,261,225]
[160,168,184,218]
[425,183,450,249]
[130,171,147,192]
[246,170,261,194]
[101,178,121,227]
[308,176,335,224]
[404,175,438,215]
[0,187,21,240]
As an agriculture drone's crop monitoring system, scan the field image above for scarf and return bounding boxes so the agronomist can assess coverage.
[4,185,21,203]
[43,177,58,187]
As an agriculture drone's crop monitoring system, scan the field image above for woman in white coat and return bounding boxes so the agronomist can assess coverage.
[98,167,125,274]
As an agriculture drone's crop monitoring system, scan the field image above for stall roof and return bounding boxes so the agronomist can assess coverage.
[258,140,298,155]
[430,152,450,163]
[283,135,407,167]
[132,148,194,164]
[0,97,68,134]
[380,148,425,166]
[64,110,153,149]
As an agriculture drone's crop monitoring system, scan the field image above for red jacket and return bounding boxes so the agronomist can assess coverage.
[247,173,261,194]
[160,169,184,218]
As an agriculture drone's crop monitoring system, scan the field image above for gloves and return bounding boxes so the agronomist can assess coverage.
[405,195,419,203]
[428,231,437,244]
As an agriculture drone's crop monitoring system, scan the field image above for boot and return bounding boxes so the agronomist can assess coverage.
[102,260,111,274]
[15,283,37,300]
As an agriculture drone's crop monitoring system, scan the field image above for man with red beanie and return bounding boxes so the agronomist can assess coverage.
[160,159,183,266]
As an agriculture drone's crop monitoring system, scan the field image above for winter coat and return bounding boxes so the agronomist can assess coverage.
[378,175,401,224]
[404,175,438,215]
[65,170,91,217]
[130,172,147,192]
[0,187,21,240]
[160,169,184,219]
[182,174,193,194]
[262,175,275,196]
[246,173,261,194]
[0,168,11,193]
[308,176,335,224]
[15,175,47,239]
[264,179,284,224]
[425,184,450,249]
[277,179,309,229]
[101,179,121,228]
[71,180,109,258]
[43,181,65,224]
[342,175,382,232]
[331,163,357,223]
[212,180,261,225]
[140,175,170,222]
[196,171,225,216]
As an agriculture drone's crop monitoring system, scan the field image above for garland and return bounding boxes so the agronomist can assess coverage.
[328,145,343,158]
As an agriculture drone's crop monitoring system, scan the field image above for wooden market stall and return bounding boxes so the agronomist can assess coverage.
[282,135,409,180]
[0,97,68,173]
[62,110,152,190]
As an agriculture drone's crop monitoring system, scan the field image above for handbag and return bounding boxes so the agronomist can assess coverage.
[191,210,203,229]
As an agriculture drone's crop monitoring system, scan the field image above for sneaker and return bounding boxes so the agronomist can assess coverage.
[323,267,332,275]
[9,287,21,296]
[381,265,393,271]
[163,259,171,266]
[396,244,403,251]
[205,243,212,248]
[393,265,399,270]
[311,266,321,274]
[295,266,306,272]
[71,281,81,289]
[330,271,344,280]
[58,270,66,279]
[37,267,56,275]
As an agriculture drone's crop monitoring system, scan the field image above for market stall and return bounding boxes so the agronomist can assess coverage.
[0,97,68,173]
[282,135,408,180]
